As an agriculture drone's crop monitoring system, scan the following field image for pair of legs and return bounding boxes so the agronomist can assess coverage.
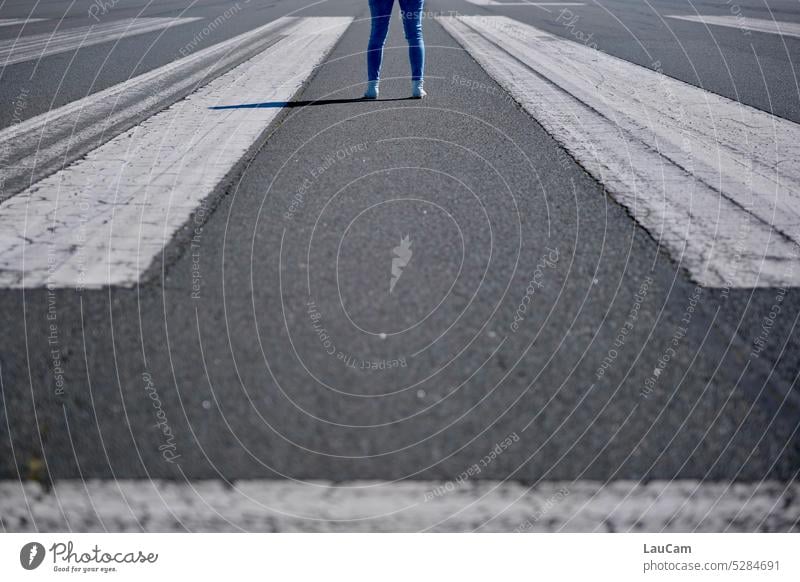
[365,0,425,97]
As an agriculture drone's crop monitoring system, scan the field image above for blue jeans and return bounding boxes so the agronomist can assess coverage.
[367,0,425,82]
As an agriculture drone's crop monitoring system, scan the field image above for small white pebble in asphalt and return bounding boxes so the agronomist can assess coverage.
[379,333,387,340]
[488,330,497,339]
[417,389,425,399]
[202,400,211,410]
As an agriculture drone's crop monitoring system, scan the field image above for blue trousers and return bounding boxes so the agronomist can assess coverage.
[367,0,425,82]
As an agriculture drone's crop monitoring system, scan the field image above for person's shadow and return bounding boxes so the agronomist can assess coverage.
[210,97,414,110]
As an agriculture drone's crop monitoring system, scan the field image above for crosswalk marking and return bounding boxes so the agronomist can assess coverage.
[0,16,295,203]
[0,17,202,67]
[0,17,352,289]
[667,14,800,39]
[0,18,47,28]
[2,479,796,532]
[439,15,800,288]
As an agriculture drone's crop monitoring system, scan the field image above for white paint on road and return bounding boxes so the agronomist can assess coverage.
[0,17,352,288]
[1,479,796,532]
[0,18,47,28]
[0,16,295,202]
[439,15,800,287]
[667,14,800,40]
[0,17,202,67]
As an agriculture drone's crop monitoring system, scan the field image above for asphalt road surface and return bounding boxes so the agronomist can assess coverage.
[0,0,799,528]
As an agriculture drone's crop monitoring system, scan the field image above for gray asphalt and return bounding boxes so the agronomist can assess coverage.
[0,0,798,484]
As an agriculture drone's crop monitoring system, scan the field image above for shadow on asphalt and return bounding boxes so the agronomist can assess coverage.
[209,97,415,109]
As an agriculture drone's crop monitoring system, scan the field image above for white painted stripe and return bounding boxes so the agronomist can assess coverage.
[0,18,47,28]
[667,14,800,39]
[0,17,295,202]
[0,17,202,67]
[0,17,352,289]
[1,479,796,532]
[466,0,584,6]
[439,15,800,287]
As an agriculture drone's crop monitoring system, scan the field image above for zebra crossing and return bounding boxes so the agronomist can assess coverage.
[0,18,47,28]
[438,14,800,288]
[0,16,300,203]
[0,17,202,67]
[0,17,351,288]
[0,8,797,535]
[0,12,798,288]
[666,14,800,39]
[2,478,797,532]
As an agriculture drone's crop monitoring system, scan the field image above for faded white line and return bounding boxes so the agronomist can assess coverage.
[1,479,796,532]
[0,17,352,289]
[667,14,800,39]
[0,17,202,67]
[439,15,800,287]
[0,18,47,28]
[0,16,295,202]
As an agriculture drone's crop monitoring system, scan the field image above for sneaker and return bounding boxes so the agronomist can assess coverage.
[363,81,379,99]
[411,80,426,99]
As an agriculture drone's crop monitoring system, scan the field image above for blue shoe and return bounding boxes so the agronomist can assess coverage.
[363,81,379,99]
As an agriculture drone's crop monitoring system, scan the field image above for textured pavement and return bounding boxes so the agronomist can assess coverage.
[0,0,798,533]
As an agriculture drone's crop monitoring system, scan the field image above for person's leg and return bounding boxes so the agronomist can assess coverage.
[367,0,394,84]
[399,0,424,82]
